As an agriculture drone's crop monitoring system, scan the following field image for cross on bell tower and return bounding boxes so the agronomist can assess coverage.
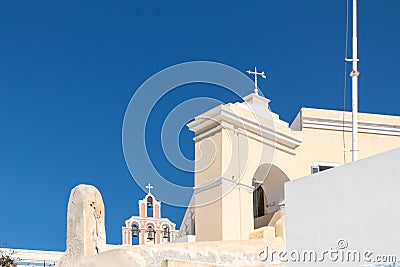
[146,183,153,194]
[246,67,267,95]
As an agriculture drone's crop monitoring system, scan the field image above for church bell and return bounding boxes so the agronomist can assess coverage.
[132,225,139,237]
[162,227,169,239]
[147,198,153,208]
[147,228,154,240]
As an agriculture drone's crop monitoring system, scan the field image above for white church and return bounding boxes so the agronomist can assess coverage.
[121,183,179,246]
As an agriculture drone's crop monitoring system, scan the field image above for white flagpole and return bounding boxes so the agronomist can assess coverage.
[351,0,359,161]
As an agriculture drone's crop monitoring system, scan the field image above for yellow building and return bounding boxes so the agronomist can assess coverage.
[183,91,400,243]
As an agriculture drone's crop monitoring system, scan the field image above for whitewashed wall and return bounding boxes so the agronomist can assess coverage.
[285,148,400,266]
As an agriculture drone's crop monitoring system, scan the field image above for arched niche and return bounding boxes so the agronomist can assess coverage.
[252,163,289,229]
[161,224,171,242]
[145,223,156,244]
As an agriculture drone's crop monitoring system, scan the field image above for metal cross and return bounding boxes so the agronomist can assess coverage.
[146,183,153,194]
[246,67,267,95]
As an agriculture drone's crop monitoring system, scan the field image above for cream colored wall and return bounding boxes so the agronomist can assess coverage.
[190,97,297,242]
[287,128,347,179]
[194,186,223,242]
[193,126,240,240]
[194,131,222,186]
[235,188,253,240]
[271,108,400,180]
[221,124,238,182]
[238,132,273,187]
[193,121,261,241]
[289,126,400,181]
[194,164,254,241]
[221,186,241,240]
[189,95,400,242]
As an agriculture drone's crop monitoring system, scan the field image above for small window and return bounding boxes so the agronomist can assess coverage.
[311,165,320,174]
[311,162,338,174]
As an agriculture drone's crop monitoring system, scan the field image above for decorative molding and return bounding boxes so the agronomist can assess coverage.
[194,176,255,194]
[125,216,176,228]
[187,104,302,155]
[302,116,400,136]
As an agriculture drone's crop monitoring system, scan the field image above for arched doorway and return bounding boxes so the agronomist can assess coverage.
[252,163,289,229]
[253,185,265,218]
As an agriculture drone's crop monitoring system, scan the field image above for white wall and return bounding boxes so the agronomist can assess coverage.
[285,148,400,266]
[0,248,63,267]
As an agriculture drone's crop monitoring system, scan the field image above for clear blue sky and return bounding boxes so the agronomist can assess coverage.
[0,0,399,251]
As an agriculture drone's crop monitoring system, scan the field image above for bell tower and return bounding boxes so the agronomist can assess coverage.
[187,93,273,241]
[122,183,179,245]
[187,70,302,241]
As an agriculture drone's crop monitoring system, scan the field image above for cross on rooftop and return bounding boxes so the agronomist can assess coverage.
[246,67,267,95]
[146,183,153,194]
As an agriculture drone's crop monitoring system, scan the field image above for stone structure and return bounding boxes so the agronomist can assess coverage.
[176,203,195,242]
[56,184,285,266]
[122,183,179,245]
[57,184,132,267]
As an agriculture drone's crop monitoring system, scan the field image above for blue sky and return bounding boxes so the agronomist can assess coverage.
[0,0,399,251]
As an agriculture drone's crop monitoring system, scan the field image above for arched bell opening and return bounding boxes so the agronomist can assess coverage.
[146,224,156,244]
[131,223,140,245]
[162,225,170,242]
[146,196,153,217]
[252,163,289,229]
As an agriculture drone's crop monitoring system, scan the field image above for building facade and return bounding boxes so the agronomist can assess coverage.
[182,91,400,242]
[122,184,179,245]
